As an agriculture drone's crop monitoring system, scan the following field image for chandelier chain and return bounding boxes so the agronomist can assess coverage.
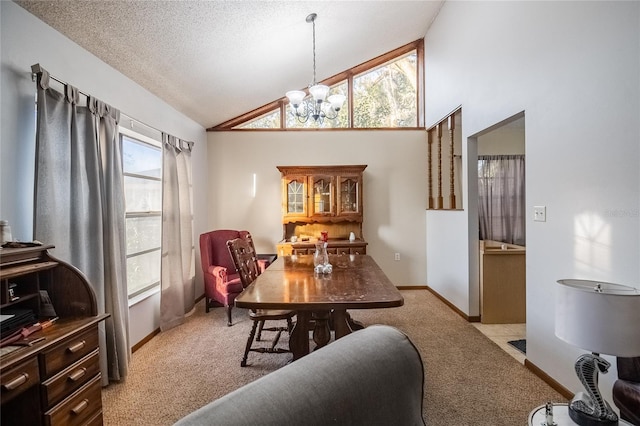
[311,15,317,86]
[285,12,345,125]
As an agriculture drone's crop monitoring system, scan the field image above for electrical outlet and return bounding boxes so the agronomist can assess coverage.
[394,253,400,261]
[534,206,546,222]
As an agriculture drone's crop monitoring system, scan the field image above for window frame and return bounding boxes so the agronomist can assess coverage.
[209,39,424,131]
[120,126,163,302]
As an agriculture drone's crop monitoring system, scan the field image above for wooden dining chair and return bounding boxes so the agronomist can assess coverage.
[226,237,295,367]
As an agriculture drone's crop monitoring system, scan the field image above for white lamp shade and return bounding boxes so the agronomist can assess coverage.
[308,84,329,102]
[555,279,640,357]
[286,90,306,106]
[327,94,346,110]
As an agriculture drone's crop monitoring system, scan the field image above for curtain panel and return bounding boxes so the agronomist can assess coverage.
[33,67,130,383]
[478,155,526,246]
[160,134,195,331]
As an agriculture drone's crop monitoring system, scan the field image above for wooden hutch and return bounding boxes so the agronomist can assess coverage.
[276,165,368,256]
[1,244,108,426]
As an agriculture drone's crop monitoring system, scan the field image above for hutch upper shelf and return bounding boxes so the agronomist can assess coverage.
[277,165,366,224]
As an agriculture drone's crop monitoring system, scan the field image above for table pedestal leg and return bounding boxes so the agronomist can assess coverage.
[332,310,353,339]
[290,311,310,361]
[311,311,331,350]
[345,311,365,331]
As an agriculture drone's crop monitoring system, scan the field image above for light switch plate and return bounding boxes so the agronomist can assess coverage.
[534,206,546,222]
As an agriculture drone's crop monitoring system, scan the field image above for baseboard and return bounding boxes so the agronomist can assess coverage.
[132,293,207,354]
[423,285,481,322]
[132,328,160,353]
[524,359,573,400]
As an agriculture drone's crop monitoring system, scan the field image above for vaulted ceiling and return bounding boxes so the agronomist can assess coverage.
[16,1,444,128]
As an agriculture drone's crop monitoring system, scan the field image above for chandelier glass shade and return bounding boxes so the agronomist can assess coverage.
[285,13,346,124]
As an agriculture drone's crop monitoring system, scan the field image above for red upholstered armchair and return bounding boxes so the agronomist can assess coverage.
[199,230,268,326]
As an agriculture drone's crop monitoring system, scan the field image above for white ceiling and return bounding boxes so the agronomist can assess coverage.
[16,1,444,129]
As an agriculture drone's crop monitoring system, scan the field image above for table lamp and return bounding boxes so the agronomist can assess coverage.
[555,279,640,426]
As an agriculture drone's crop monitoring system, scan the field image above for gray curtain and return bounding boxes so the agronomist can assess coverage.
[478,155,526,245]
[160,133,195,331]
[33,68,130,384]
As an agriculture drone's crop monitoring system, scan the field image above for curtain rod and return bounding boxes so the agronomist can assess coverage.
[31,63,92,99]
[30,63,189,144]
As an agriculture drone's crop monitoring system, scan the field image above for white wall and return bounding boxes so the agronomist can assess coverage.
[0,2,209,347]
[425,0,640,405]
[207,130,428,286]
[477,120,525,156]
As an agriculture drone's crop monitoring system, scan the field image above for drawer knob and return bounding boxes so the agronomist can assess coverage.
[67,340,86,353]
[71,398,89,415]
[67,367,87,382]
[2,373,29,391]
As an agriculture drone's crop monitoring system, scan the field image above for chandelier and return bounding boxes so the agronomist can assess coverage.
[286,13,346,124]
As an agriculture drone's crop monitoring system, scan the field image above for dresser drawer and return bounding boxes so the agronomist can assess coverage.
[41,349,100,408]
[1,357,39,404]
[40,327,98,379]
[44,374,102,426]
[84,410,104,426]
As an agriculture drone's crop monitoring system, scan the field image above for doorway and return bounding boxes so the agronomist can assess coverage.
[470,112,526,363]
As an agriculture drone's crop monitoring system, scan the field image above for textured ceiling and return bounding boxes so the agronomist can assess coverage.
[16,1,444,128]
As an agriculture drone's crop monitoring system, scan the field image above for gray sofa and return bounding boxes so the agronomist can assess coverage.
[175,325,425,426]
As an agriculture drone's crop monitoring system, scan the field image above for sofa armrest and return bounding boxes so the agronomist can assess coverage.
[614,357,640,424]
[174,325,425,426]
[617,357,640,382]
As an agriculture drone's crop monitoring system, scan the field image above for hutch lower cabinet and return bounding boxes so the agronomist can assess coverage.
[1,245,109,426]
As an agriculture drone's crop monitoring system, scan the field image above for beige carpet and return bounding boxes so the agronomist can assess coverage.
[102,290,566,425]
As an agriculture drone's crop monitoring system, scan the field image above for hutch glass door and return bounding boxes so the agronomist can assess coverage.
[339,178,359,214]
[311,177,333,216]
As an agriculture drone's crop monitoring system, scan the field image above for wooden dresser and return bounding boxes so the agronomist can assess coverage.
[1,245,109,426]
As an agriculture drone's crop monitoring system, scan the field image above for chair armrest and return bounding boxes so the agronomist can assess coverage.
[209,265,229,280]
[257,254,277,272]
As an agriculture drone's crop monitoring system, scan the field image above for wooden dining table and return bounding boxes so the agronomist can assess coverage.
[235,254,404,360]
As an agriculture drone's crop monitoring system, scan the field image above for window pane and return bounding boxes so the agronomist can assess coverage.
[353,52,417,128]
[126,216,161,254]
[235,110,280,129]
[121,130,163,299]
[124,176,162,212]
[122,136,161,178]
[127,250,161,296]
[286,82,349,129]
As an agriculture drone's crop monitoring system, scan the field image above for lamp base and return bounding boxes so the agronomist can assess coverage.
[568,404,618,426]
